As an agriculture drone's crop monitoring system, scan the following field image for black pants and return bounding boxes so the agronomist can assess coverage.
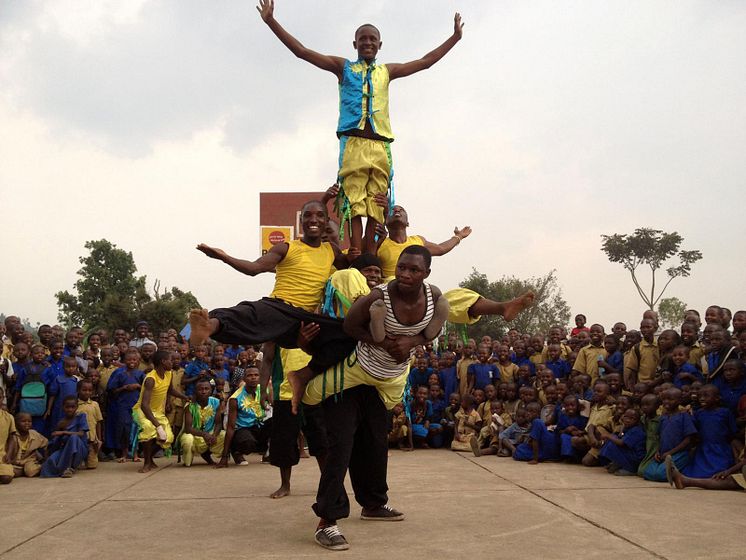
[209,298,356,374]
[231,424,270,456]
[269,400,328,468]
[312,385,389,521]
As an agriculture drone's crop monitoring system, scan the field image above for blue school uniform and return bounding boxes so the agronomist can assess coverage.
[223,346,243,361]
[712,377,746,413]
[683,407,736,478]
[606,351,624,373]
[512,356,536,375]
[439,367,458,399]
[556,411,588,458]
[408,367,432,390]
[105,367,144,449]
[42,357,64,386]
[514,418,560,461]
[545,359,571,380]
[599,425,646,473]
[429,397,447,423]
[411,401,433,439]
[672,363,703,389]
[40,413,89,478]
[183,359,210,397]
[467,362,499,391]
[14,362,49,434]
[643,411,697,482]
[48,374,79,432]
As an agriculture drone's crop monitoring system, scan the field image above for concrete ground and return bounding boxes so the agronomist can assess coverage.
[1,450,743,559]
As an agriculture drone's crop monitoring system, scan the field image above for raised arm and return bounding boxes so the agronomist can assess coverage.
[387,13,464,80]
[257,0,345,79]
[196,242,287,277]
[421,226,471,257]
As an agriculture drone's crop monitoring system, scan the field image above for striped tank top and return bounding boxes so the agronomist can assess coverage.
[356,282,435,380]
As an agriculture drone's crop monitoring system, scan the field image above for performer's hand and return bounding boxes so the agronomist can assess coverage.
[215,457,229,469]
[454,12,464,39]
[380,335,415,362]
[196,243,229,261]
[373,192,389,211]
[375,223,388,241]
[256,0,274,23]
[454,226,471,240]
[297,321,321,352]
[322,183,340,204]
[346,247,361,263]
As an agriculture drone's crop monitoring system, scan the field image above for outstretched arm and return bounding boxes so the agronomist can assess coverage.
[421,226,471,257]
[257,0,345,79]
[387,13,464,80]
[196,242,287,277]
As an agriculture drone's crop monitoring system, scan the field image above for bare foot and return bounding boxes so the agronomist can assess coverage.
[189,308,213,346]
[132,456,142,463]
[116,457,126,464]
[270,486,291,499]
[502,291,535,322]
[138,463,155,474]
[369,299,387,343]
[288,368,314,415]
[300,449,310,459]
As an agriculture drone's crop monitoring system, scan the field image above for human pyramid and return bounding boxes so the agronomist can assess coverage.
[183,0,536,551]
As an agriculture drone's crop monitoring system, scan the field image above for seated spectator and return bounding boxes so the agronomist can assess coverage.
[41,396,88,478]
[10,412,47,478]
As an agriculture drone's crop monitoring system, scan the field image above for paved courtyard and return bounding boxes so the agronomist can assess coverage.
[2,449,743,559]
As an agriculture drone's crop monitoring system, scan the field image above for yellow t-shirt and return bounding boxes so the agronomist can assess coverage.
[77,399,103,442]
[270,240,335,312]
[378,235,424,279]
[134,370,172,416]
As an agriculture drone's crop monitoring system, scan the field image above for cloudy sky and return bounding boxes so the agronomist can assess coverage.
[1,0,744,332]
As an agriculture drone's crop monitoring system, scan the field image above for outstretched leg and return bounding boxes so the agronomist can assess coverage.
[423,296,450,341]
[667,457,742,491]
[369,299,387,343]
[469,292,535,322]
[189,308,219,347]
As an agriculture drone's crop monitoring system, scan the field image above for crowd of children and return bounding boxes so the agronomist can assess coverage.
[2,305,745,493]
[390,306,746,491]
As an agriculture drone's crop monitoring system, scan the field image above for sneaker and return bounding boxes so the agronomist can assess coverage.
[314,524,350,551]
[469,436,481,457]
[360,504,405,521]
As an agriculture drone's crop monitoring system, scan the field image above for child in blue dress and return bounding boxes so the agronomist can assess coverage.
[556,395,588,460]
[41,396,88,478]
[643,388,697,482]
[106,348,144,462]
[599,408,646,475]
[513,402,559,463]
[670,345,703,389]
[683,384,737,478]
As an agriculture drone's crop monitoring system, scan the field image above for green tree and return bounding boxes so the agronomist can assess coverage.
[600,228,702,310]
[56,240,199,333]
[658,296,687,330]
[456,269,571,340]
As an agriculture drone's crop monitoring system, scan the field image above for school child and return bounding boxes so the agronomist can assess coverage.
[42,340,65,387]
[46,356,81,434]
[0,388,16,484]
[229,350,251,392]
[680,322,706,373]
[180,378,226,466]
[87,369,106,409]
[534,369,555,405]
[440,392,460,448]
[388,402,412,450]
[571,324,607,382]
[713,360,746,413]
[12,344,49,434]
[467,344,499,393]
[456,341,477,397]
[76,380,103,470]
[513,402,560,463]
[624,318,659,386]
[106,348,144,462]
[642,388,697,482]
[497,408,531,457]
[667,345,702,389]
[571,314,590,337]
[572,374,593,401]
[40,395,88,478]
[410,386,433,448]
[598,335,623,374]
[211,355,230,397]
[528,335,545,367]
[705,325,738,381]
[450,394,481,452]
[503,383,520,416]
[637,394,662,476]
[182,344,211,397]
[473,400,513,457]
[544,343,571,381]
[598,409,646,475]
[98,347,118,391]
[428,383,447,425]
[132,350,189,473]
[257,0,463,254]
[682,384,737,478]
[437,352,458,401]
[556,395,588,460]
[11,412,47,478]
[512,341,535,376]
[571,381,615,466]
[605,373,628,403]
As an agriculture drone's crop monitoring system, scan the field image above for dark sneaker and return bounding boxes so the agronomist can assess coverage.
[360,504,405,521]
[315,524,350,551]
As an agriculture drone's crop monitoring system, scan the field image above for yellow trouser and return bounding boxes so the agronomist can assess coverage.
[338,136,392,223]
[179,431,225,458]
[133,409,174,448]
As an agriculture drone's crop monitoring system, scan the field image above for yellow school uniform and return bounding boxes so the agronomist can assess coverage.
[496,362,519,384]
[572,344,607,383]
[12,429,47,478]
[457,357,477,397]
[78,398,104,469]
[0,410,16,477]
[624,339,660,383]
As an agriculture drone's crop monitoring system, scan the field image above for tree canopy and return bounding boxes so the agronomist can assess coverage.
[657,296,687,330]
[600,228,702,310]
[456,269,571,340]
[55,239,199,335]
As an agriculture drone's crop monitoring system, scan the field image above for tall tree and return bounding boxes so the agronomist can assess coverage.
[658,296,687,330]
[600,228,702,310]
[457,269,571,340]
[56,239,199,333]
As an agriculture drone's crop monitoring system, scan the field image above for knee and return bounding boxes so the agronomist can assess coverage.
[0,475,13,485]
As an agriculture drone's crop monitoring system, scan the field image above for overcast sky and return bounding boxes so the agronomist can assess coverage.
[1,0,744,332]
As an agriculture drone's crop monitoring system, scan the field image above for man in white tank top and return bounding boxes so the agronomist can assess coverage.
[311,245,441,551]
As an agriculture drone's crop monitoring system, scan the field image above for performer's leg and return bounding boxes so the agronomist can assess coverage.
[444,288,535,325]
[422,296,450,341]
[363,140,391,254]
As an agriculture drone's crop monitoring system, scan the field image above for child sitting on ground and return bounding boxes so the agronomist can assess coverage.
[598,408,646,475]
[0,388,17,484]
[450,394,481,452]
[11,412,47,478]
[571,381,614,466]
[388,402,412,450]
[643,388,697,481]
[557,395,588,461]
[513,402,560,464]
[497,408,531,457]
[410,386,433,448]
[41,395,88,478]
[682,384,736,478]
[472,400,513,457]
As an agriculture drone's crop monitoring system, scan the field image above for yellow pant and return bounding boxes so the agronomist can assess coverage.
[179,431,225,463]
[338,136,392,223]
[133,409,174,448]
[444,288,481,325]
[302,352,408,410]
